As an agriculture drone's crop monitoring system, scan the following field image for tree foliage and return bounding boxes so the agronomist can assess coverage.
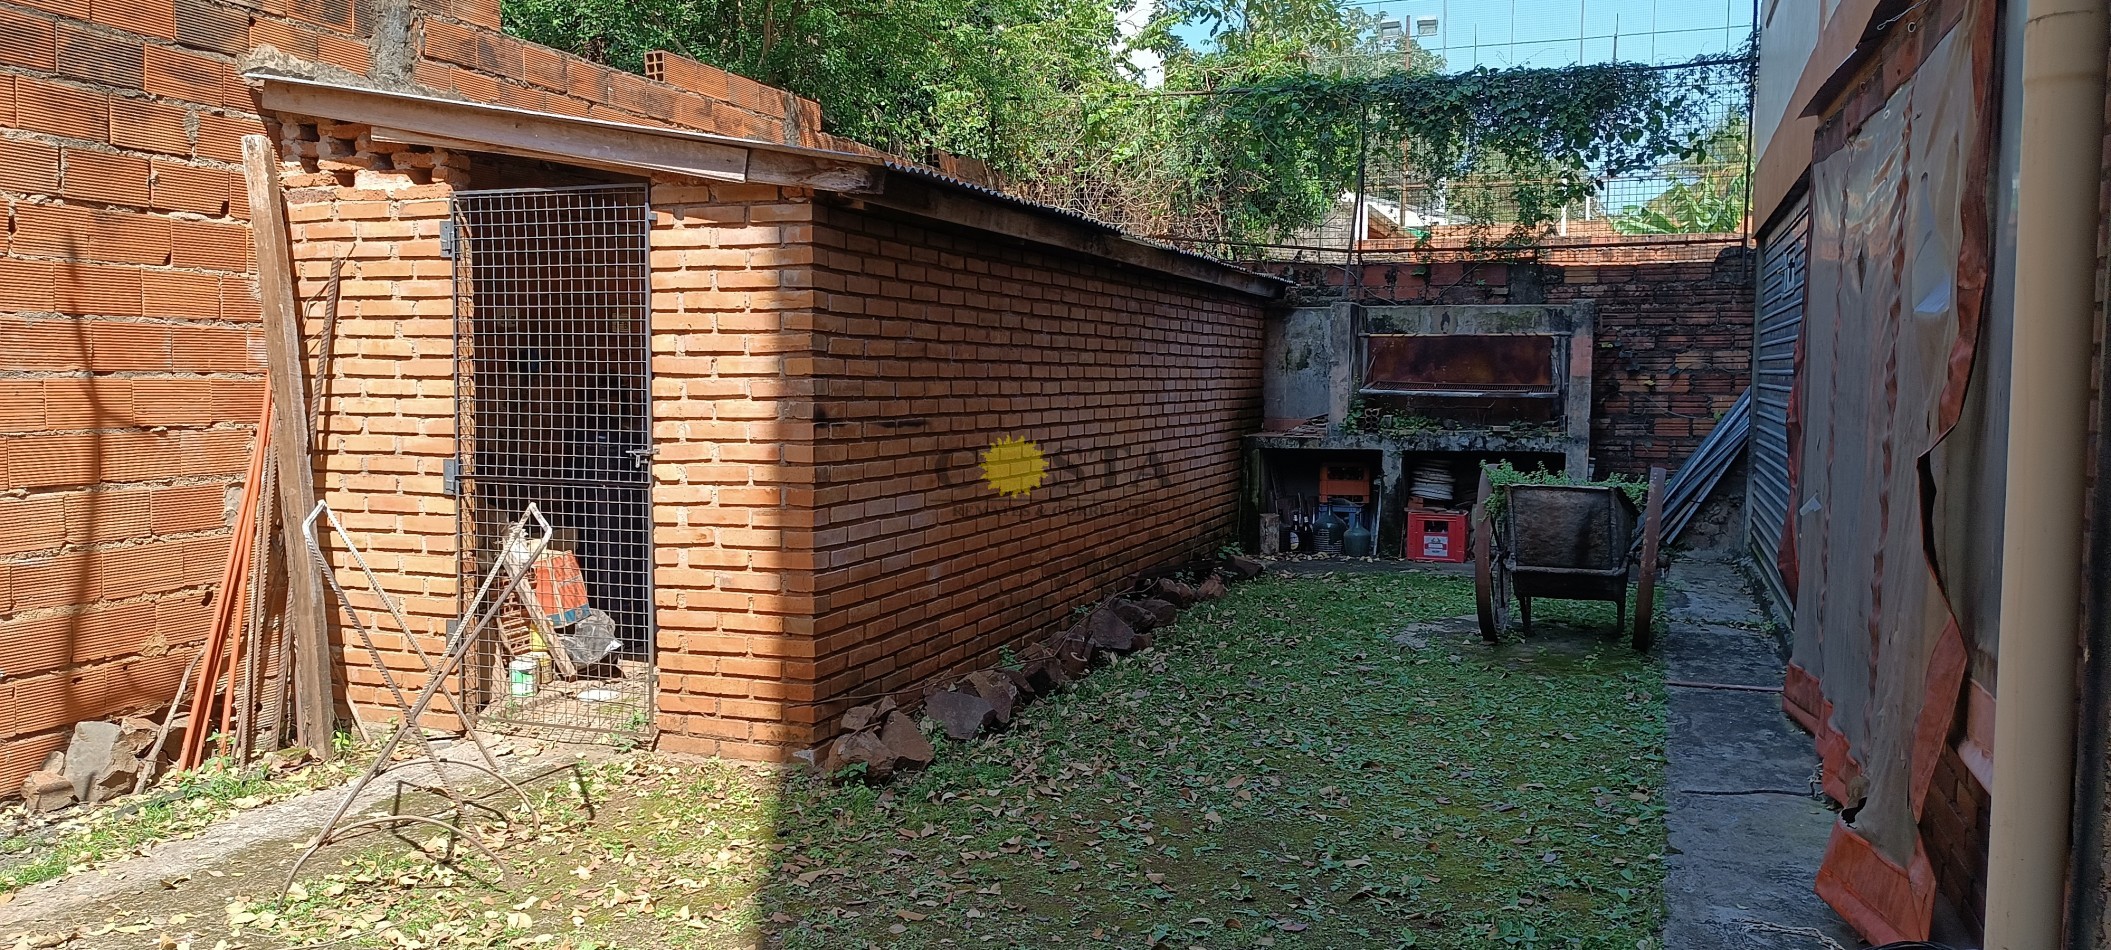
[502,0,1750,247]
[503,0,1127,157]
[1611,113,1751,235]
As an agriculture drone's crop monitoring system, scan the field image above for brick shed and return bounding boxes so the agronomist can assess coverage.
[0,0,1279,784]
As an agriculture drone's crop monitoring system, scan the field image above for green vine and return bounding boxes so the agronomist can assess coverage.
[1175,51,1751,246]
[1340,397,1437,437]
[1481,461,1649,523]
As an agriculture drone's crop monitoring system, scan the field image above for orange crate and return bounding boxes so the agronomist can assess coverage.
[1319,463,1371,502]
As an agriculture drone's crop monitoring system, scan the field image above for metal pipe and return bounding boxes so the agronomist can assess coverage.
[1984,0,2109,945]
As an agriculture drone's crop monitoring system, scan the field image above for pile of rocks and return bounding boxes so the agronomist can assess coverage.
[815,697,935,782]
[20,718,165,813]
[815,555,1265,783]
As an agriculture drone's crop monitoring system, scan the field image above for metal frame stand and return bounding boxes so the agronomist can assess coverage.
[282,501,553,893]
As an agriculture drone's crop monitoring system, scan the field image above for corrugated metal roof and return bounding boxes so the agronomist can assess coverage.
[877,160,1284,283]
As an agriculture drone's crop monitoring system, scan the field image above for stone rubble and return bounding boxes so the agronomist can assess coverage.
[24,715,174,812]
[812,555,1268,784]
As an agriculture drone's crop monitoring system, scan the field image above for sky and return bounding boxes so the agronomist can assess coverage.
[1163,0,1756,71]
[1377,0,1754,70]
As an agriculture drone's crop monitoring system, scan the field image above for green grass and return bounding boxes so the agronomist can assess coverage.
[0,749,370,893]
[230,570,1667,950]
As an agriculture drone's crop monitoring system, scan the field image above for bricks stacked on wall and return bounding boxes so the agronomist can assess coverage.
[1545,244,1754,473]
[647,180,825,760]
[803,203,1267,731]
[276,116,468,727]
[0,0,365,791]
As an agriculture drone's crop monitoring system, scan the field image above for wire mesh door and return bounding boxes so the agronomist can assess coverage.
[452,183,656,745]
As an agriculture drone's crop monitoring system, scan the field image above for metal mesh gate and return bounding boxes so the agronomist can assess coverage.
[452,183,656,744]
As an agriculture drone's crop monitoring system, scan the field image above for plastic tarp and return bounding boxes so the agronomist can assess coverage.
[1781,17,1989,943]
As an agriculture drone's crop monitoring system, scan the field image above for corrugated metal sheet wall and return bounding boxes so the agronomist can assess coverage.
[1748,199,1808,621]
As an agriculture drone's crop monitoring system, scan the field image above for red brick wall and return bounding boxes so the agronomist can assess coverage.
[267,169,1268,760]
[802,202,1267,731]
[647,180,823,760]
[1246,240,1754,475]
[1922,703,1992,938]
[1546,244,1754,475]
[278,115,465,724]
[0,0,314,791]
[2079,39,2111,948]
[0,0,1274,776]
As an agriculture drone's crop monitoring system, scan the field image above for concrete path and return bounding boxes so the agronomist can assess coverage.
[1660,554,1862,949]
[0,736,594,939]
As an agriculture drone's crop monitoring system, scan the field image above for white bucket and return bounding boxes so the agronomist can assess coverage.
[507,657,537,696]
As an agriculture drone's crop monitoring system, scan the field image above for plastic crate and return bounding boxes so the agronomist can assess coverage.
[1406,511,1468,563]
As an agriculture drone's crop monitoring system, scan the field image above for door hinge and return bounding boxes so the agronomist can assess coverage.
[443,458,461,496]
[439,220,457,259]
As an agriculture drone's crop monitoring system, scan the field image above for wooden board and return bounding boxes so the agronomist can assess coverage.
[244,134,334,760]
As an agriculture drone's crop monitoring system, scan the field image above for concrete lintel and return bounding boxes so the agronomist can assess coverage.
[250,71,889,193]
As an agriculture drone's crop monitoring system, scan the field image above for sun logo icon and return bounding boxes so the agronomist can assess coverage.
[979,436,1047,498]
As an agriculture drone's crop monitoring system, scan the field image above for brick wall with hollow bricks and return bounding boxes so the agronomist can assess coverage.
[0,0,1116,788]
[270,162,1269,761]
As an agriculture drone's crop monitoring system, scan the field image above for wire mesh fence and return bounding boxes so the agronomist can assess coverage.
[979,58,1751,264]
[452,183,658,745]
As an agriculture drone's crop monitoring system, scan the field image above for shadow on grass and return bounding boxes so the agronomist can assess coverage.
[216,570,1670,950]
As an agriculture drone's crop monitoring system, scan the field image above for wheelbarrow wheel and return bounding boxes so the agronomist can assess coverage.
[1632,466,1667,652]
[1473,469,1509,642]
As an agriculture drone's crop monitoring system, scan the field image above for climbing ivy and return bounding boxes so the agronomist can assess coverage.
[1167,52,1751,245]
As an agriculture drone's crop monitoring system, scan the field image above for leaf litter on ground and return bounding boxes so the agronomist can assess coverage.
[104,570,1666,950]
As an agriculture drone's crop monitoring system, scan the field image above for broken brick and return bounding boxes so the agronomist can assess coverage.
[819,729,895,783]
[1084,607,1137,653]
[925,690,997,742]
[880,712,934,768]
[963,670,1018,724]
[1108,598,1157,631]
[1153,578,1199,607]
[21,771,75,813]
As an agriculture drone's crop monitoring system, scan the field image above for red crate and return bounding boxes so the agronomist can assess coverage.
[1406,511,1468,563]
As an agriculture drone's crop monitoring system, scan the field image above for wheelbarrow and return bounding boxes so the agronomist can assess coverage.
[1471,465,1667,650]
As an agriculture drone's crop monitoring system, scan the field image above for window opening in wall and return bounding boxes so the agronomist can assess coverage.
[452,183,657,744]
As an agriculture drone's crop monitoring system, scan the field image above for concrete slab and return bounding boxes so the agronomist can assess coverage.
[1668,688,1819,793]
[1660,558,1861,950]
[1665,560,1767,627]
[1666,789,1854,949]
[1665,621,1793,688]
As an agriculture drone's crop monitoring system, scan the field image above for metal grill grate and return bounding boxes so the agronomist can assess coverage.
[452,183,657,744]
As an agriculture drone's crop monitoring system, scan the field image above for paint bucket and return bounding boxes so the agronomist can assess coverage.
[508,656,537,696]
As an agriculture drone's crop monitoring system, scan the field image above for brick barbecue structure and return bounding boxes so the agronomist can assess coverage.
[0,0,1279,787]
[1250,239,1755,477]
